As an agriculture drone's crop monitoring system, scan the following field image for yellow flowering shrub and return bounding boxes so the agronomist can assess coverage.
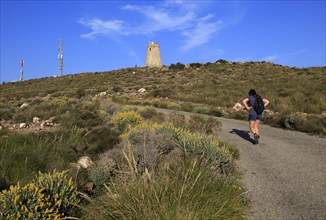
[112,111,144,133]
[0,170,79,220]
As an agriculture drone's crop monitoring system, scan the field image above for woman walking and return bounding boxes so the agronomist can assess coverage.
[242,89,270,144]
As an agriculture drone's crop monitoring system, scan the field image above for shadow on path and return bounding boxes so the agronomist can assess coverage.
[230,129,254,144]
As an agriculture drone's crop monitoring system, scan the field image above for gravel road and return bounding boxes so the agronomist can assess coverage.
[216,117,326,220]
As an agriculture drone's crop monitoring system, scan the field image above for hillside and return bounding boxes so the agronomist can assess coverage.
[1,60,325,135]
[0,60,325,219]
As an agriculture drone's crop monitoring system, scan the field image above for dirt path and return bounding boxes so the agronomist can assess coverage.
[216,117,326,220]
[156,109,325,219]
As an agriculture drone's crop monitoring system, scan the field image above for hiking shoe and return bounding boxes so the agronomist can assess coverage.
[254,134,259,144]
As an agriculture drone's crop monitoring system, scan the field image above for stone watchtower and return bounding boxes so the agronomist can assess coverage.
[145,41,162,68]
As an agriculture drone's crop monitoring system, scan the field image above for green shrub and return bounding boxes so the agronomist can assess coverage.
[175,128,231,169]
[138,106,157,118]
[229,111,247,121]
[124,123,232,171]
[75,88,86,98]
[112,111,144,133]
[150,88,173,98]
[13,113,29,123]
[277,112,326,135]
[123,123,176,169]
[58,104,103,129]
[112,86,123,93]
[88,165,109,187]
[215,59,228,63]
[166,101,181,110]
[0,106,14,120]
[189,62,202,68]
[192,106,211,115]
[169,62,185,71]
[122,128,162,172]
[83,126,119,154]
[0,170,79,219]
[151,99,168,108]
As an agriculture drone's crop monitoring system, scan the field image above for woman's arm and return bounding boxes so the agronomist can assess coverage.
[263,98,270,107]
[242,98,251,111]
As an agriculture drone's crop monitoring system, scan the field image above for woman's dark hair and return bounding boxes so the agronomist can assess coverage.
[248,89,256,96]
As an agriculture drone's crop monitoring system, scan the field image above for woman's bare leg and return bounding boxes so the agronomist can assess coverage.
[254,120,260,135]
[249,121,257,134]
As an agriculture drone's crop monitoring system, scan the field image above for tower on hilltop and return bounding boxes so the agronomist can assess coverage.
[145,41,162,68]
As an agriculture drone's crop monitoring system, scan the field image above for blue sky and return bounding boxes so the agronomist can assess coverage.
[1,0,325,82]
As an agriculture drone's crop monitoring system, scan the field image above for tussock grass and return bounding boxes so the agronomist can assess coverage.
[0,128,81,189]
[82,156,247,220]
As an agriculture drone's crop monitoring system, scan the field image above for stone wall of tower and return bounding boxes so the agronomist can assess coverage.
[145,42,162,68]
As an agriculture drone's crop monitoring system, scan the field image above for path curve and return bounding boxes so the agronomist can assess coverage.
[216,117,326,220]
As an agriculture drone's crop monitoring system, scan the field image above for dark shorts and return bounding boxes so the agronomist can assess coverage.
[249,113,262,121]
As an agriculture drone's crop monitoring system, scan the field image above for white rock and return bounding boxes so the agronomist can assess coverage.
[0,126,3,130]
[77,156,94,169]
[20,103,29,108]
[232,103,243,111]
[33,117,41,123]
[44,122,53,127]
[19,123,27,128]
[99,92,107,97]
[138,88,146,93]
[95,91,107,97]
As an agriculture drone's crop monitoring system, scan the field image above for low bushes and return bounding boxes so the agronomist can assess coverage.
[123,122,232,172]
[150,88,173,98]
[264,112,326,135]
[130,99,173,110]
[169,62,186,71]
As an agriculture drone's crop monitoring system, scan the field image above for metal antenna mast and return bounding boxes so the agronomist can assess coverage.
[58,40,63,76]
[20,59,24,81]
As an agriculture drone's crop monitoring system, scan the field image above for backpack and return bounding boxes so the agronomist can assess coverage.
[253,95,264,114]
